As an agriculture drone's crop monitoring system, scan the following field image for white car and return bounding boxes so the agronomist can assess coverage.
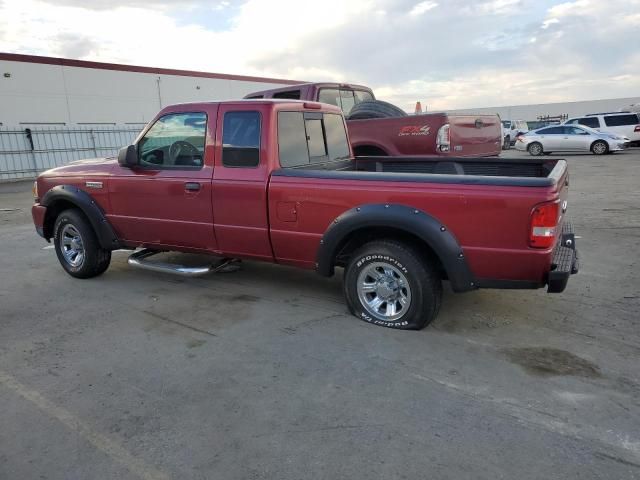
[564,112,640,146]
[515,124,629,155]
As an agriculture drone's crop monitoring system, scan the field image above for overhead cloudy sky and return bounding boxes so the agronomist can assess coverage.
[0,0,638,110]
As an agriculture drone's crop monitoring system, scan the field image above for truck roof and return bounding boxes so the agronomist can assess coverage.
[244,82,374,98]
[157,98,343,113]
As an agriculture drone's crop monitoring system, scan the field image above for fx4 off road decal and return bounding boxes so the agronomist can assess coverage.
[398,125,431,136]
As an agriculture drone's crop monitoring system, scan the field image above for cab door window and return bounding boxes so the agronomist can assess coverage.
[138,112,207,168]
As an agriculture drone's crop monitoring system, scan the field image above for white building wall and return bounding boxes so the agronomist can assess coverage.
[446,97,640,122]
[0,58,295,127]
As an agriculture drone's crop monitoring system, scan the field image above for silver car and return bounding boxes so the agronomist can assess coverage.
[515,124,629,155]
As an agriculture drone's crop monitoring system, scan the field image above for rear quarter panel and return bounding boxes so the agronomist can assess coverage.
[347,115,446,156]
[268,174,566,284]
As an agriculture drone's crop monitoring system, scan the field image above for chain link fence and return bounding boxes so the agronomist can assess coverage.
[0,126,142,181]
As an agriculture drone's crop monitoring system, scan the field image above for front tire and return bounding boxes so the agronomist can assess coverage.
[528,142,543,156]
[53,209,111,278]
[503,136,511,150]
[344,240,442,330]
[591,140,608,155]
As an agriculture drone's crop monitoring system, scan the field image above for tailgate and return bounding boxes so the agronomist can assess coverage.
[448,114,502,157]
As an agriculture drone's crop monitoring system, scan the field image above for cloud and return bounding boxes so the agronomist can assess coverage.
[32,0,200,9]
[409,1,438,16]
[53,33,101,59]
[0,0,639,111]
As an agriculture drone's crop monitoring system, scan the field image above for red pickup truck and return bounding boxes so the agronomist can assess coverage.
[31,100,578,330]
[245,82,502,157]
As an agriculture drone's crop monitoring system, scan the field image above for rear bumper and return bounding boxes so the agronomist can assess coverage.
[547,222,579,293]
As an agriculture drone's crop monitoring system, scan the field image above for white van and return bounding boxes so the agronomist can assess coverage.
[564,112,640,145]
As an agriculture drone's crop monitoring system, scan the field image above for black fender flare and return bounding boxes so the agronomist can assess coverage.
[316,204,476,293]
[41,185,121,250]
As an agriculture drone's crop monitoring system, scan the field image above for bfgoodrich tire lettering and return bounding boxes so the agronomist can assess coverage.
[53,209,111,279]
[344,240,442,330]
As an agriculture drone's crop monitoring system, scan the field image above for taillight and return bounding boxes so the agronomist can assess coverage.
[436,123,450,152]
[634,125,640,132]
[530,201,560,248]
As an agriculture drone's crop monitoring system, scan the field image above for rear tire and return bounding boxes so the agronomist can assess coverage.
[528,142,543,156]
[343,240,442,330]
[591,140,608,155]
[53,209,111,278]
[347,100,408,120]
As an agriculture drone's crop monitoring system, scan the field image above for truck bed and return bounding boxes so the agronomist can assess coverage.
[269,155,569,285]
[273,156,566,188]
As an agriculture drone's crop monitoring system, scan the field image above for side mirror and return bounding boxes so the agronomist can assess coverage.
[118,145,138,167]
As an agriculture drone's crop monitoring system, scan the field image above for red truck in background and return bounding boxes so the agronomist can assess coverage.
[32,99,578,330]
[245,82,502,157]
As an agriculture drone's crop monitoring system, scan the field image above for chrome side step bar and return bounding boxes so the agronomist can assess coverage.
[128,249,239,277]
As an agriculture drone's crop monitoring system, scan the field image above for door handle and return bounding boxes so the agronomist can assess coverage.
[185,182,201,192]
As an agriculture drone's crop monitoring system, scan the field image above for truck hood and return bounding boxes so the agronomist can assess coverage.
[40,157,118,177]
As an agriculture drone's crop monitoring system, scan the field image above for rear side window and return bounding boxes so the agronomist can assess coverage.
[340,90,356,115]
[539,126,563,134]
[305,119,327,158]
[318,88,372,114]
[576,117,600,128]
[278,111,350,168]
[354,90,374,103]
[324,113,350,161]
[604,114,639,127]
[278,112,309,168]
[273,90,301,100]
[318,89,341,108]
[222,111,261,168]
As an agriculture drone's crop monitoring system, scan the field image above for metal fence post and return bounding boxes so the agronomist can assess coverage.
[24,128,39,176]
[89,129,98,157]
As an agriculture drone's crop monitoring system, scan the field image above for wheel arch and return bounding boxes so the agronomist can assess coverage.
[527,141,543,152]
[352,144,389,157]
[590,139,609,153]
[316,204,477,292]
[41,185,121,250]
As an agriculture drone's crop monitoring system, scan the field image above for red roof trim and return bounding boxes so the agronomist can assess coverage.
[0,52,304,85]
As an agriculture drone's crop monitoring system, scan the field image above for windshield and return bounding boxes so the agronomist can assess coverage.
[501,121,511,128]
